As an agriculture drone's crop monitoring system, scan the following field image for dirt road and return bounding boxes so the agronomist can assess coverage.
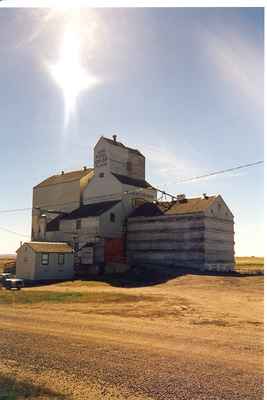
[0,274,263,399]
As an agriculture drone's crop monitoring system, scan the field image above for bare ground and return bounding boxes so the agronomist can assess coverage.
[0,273,263,399]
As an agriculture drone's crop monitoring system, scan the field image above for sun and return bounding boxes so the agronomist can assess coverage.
[49,28,99,127]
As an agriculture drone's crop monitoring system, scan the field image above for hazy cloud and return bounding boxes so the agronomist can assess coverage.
[141,144,198,185]
[202,26,263,110]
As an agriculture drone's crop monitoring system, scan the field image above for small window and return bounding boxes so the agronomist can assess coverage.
[110,213,115,222]
[76,219,81,230]
[58,254,65,265]
[41,253,49,265]
[99,172,104,178]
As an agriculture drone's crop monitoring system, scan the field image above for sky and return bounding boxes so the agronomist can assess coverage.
[0,7,264,255]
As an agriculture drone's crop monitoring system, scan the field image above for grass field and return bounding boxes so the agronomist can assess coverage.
[0,290,153,305]
[0,256,264,274]
[235,257,264,274]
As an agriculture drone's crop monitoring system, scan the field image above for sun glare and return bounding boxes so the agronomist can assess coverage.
[49,28,99,127]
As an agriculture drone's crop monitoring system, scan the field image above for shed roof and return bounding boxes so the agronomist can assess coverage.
[35,168,93,188]
[129,196,217,218]
[62,200,120,220]
[24,242,73,253]
[112,173,153,189]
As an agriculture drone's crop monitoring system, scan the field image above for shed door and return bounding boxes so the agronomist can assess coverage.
[104,238,125,263]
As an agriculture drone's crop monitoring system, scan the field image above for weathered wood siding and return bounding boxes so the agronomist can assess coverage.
[203,216,234,271]
[127,211,234,271]
[127,214,206,269]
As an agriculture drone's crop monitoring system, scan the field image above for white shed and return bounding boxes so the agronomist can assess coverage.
[16,242,74,281]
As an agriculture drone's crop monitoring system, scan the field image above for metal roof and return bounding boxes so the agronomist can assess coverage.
[112,173,153,189]
[24,242,73,253]
[62,200,120,220]
[34,169,94,188]
[129,196,217,218]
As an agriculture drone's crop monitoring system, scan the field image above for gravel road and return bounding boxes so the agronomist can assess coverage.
[0,275,263,399]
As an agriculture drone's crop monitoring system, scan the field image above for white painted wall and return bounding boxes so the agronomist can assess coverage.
[34,252,74,281]
[16,244,36,280]
[16,243,74,281]
[93,136,145,180]
[204,195,234,220]
[83,172,123,204]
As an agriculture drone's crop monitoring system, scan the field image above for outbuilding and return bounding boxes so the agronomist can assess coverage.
[127,194,235,272]
[16,242,74,281]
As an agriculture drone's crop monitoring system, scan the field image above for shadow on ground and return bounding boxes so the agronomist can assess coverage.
[0,373,69,399]
[20,265,263,289]
[76,266,263,288]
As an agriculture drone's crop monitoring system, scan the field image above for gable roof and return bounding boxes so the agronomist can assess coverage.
[130,202,164,218]
[112,173,153,189]
[129,196,217,218]
[35,168,94,188]
[24,242,73,253]
[101,136,144,157]
[62,200,121,220]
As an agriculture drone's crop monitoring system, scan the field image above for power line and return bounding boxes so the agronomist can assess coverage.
[177,160,264,183]
[0,160,263,214]
[0,188,157,214]
[0,207,31,214]
[0,226,30,238]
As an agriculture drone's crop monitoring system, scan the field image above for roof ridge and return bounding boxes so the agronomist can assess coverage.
[102,137,144,157]
[35,168,94,188]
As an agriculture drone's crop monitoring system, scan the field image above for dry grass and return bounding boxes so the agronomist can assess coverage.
[235,257,264,274]
[235,256,264,266]
[0,290,155,306]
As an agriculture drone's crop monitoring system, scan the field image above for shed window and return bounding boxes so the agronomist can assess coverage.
[58,254,65,265]
[76,219,82,230]
[99,172,104,178]
[110,213,115,222]
[41,253,49,265]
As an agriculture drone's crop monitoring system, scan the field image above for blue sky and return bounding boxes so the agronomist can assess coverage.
[0,7,264,255]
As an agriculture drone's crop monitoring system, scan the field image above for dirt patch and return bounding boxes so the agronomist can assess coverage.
[0,273,263,399]
[192,319,230,327]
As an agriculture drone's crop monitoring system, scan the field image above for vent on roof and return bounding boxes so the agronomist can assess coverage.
[61,171,64,175]
[83,166,87,171]
[202,193,209,199]
[112,134,117,143]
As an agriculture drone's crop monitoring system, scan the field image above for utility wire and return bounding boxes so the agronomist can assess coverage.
[0,207,31,214]
[177,160,263,183]
[0,160,263,214]
[0,226,30,238]
[0,188,157,214]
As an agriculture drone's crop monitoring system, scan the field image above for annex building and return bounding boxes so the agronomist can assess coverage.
[16,135,235,280]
